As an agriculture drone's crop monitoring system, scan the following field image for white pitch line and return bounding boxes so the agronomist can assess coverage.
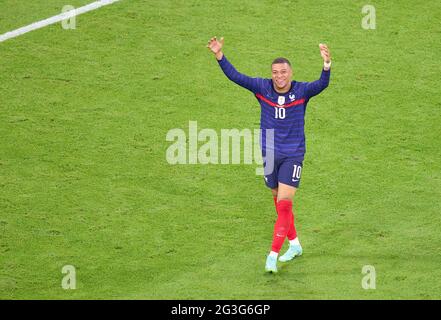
[0,0,122,43]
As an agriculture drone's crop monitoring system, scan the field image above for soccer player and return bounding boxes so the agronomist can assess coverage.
[207,37,331,273]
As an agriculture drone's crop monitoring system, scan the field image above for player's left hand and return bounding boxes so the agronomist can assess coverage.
[319,44,331,63]
[207,36,224,55]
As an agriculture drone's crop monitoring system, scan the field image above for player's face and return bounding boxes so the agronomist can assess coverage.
[271,63,292,91]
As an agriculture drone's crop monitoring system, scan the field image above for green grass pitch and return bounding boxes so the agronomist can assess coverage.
[1,0,441,299]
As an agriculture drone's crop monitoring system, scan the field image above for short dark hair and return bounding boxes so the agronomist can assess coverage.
[272,57,291,67]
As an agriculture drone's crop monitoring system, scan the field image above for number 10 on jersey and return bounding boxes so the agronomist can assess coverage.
[275,107,286,119]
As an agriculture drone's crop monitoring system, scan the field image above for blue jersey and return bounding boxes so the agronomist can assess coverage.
[218,55,330,160]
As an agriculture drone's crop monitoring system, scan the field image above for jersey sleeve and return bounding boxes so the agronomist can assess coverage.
[304,69,331,99]
[217,55,263,93]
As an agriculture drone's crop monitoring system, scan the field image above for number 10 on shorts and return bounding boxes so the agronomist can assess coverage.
[292,164,302,182]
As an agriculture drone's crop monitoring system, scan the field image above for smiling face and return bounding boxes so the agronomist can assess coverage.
[271,59,293,93]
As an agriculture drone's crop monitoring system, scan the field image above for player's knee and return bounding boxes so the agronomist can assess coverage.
[277,195,292,202]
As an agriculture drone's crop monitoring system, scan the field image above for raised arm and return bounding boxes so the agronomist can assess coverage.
[304,44,332,98]
[207,36,262,93]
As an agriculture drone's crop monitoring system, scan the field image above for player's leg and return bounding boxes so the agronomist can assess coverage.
[264,162,279,273]
[277,160,304,262]
[269,182,297,260]
[271,188,278,210]
[278,183,298,243]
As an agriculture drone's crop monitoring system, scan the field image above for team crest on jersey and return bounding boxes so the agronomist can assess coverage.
[289,94,296,101]
[278,96,285,105]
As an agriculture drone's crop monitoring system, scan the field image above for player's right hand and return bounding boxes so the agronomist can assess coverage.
[207,36,224,55]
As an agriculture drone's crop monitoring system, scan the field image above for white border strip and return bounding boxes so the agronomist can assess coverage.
[0,0,121,43]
